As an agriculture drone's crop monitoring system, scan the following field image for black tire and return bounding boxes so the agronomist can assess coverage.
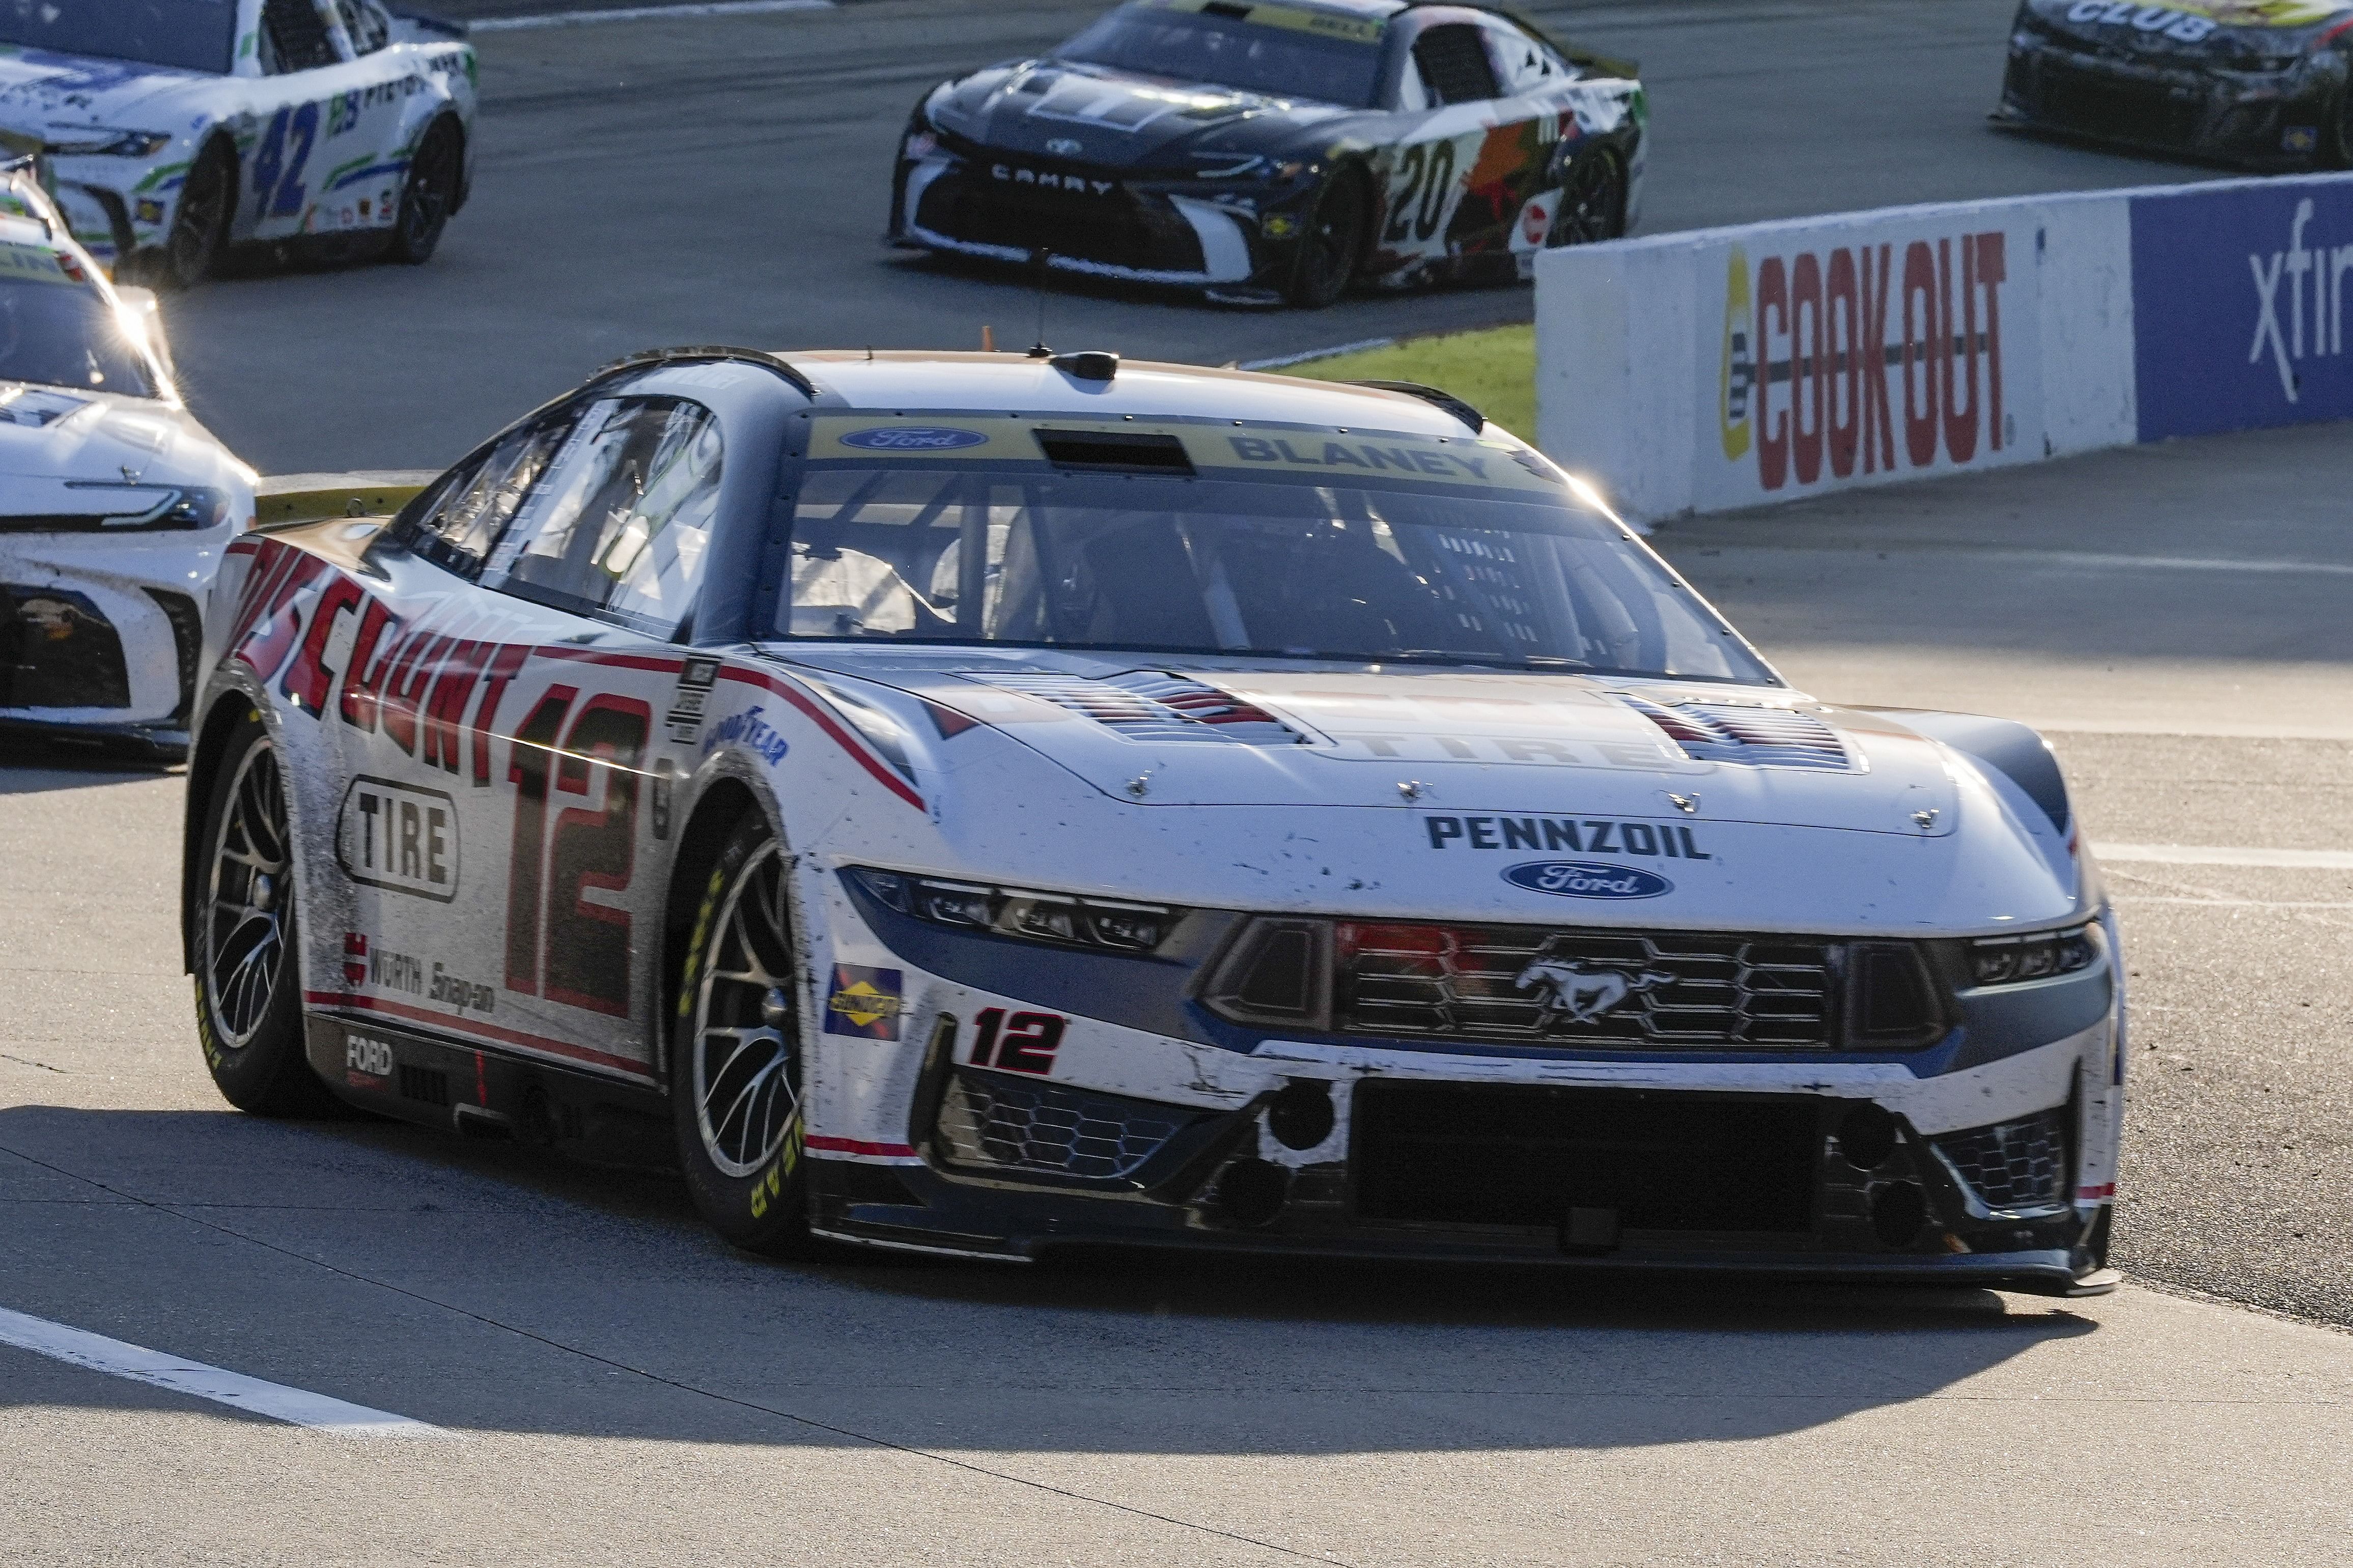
[193,711,335,1116]
[387,118,463,266]
[671,812,814,1256]
[1546,149,1627,249]
[2328,78,2353,170]
[162,139,235,291]
[1285,167,1368,309]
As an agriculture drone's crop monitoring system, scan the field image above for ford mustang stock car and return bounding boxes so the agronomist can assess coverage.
[182,345,2122,1293]
[1996,0,2353,167]
[0,158,253,758]
[0,0,477,287]
[889,0,1644,306]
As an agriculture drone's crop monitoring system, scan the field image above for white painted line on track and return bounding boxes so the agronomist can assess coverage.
[1237,337,1395,370]
[2026,719,2353,741]
[1986,551,2353,577]
[0,1306,447,1437]
[2093,843,2353,870]
[469,0,830,32]
[2115,896,2353,908]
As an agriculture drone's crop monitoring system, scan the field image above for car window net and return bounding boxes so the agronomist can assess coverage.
[772,468,1770,684]
[0,275,156,398]
[1054,3,1385,108]
[0,0,236,73]
[484,397,722,637]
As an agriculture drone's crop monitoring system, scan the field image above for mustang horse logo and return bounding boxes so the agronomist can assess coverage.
[1515,960,1676,1026]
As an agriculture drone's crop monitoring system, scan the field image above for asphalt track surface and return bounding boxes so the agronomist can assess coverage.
[7,1,2353,1562]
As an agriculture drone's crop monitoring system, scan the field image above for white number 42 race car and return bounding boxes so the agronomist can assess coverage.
[0,0,476,285]
[182,347,2124,1293]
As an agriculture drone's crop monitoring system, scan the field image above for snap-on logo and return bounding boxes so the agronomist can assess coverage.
[837,426,989,451]
[1502,861,1673,900]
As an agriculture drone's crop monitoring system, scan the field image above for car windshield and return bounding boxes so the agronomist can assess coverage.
[770,454,1773,685]
[1054,0,1388,108]
[0,268,157,398]
[0,0,237,74]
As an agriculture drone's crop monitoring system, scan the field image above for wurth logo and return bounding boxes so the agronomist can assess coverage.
[1720,230,2010,492]
[2248,198,2353,403]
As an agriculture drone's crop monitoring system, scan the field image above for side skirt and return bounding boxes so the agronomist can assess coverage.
[304,1011,675,1171]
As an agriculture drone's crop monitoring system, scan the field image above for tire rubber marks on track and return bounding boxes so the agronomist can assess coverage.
[0,1305,446,1437]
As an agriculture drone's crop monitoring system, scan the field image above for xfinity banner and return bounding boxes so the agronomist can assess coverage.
[2132,180,2353,440]
[1535,172,2353,521]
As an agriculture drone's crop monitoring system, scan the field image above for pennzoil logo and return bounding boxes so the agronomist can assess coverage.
[824,965,905,1040]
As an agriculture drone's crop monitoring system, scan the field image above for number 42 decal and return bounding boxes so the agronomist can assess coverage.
[250,102,320,221]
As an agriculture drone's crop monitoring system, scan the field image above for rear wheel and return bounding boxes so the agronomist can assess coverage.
[1285,168,1368,309]
[1546,149,1627,248]
[162,140,234,291]
[388,118,463,265]
[671,813,814,1255]
[2328,78,2353,169]
[194,712,334,1116]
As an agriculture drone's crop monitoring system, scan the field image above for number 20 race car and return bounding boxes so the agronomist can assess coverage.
[890,0,1643,306]
[183,347,2122,1292]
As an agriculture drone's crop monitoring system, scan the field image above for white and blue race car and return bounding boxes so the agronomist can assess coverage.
[0,0,476,286]
[183,347,2123,1293]
[0,157,253,758]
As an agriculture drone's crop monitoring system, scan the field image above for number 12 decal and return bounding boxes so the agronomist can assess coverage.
[967,1008,1066,1075]
[505,688,652,1016]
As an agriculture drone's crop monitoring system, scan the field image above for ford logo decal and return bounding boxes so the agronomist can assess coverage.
[837,425,990,451]
[1502,861,1673,900]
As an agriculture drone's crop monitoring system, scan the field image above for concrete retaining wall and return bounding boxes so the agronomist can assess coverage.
[1534,172,2353,522]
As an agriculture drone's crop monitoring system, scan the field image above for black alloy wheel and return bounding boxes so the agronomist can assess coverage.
[1546,149,1627,248]
[2330,75,2353,169]
[388,118,463,265]
[195,712,335,1115]
[1285,168,1368,309]
[671,813,816,1255]
[162,140,234,291]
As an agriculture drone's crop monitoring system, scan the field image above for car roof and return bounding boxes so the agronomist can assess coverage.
[775,351,1499,442]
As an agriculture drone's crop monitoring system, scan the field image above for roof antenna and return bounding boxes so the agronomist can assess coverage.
[865,345,874,361]
[1026,248,1054,359]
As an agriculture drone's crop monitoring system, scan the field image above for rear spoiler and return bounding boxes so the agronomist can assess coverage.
[254,471,438,530]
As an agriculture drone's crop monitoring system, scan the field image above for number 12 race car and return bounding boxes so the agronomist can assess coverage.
[185,347,2121,1293]
[890,0,1643,306]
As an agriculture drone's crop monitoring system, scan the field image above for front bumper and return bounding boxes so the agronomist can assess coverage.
[804,913,2123,1291]
[892,148,1301,300]
[0,534,215,739]
[1996,36,2343,167]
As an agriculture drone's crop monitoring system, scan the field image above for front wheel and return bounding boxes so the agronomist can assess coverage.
[1285,168,1368,309]
[1546,149,1627,249]
[2327,79,2353,169]
[194,711,335,1116]
[387,118,463,265]
[671,813,815,1255]
[161,140,234,291]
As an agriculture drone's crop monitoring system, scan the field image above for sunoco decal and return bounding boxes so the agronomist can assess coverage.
[1502,861,1674,899]
[825,964,904,1040]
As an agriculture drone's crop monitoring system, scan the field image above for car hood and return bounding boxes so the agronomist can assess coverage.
[0,383,248,501]
[926,59,1350,172]
[769,647,1959,835]
[0,49,209,132]
[762,647,2091,934]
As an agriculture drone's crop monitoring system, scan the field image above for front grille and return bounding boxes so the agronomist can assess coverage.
[2036,64,2193,144]
[1335,921,1837,1048]
[0,583,130,709]
[916,170,1202,274]
[1931,1110,2069,1214]
[1352,1080,1818,1233]
[934,1067,1204,1181]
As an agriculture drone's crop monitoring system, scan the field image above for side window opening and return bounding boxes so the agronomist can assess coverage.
[333,0,389,54]
[1412,24,1500,106]
[483,396,724,639]
[390,413,577,580]
[260,0,340,72]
